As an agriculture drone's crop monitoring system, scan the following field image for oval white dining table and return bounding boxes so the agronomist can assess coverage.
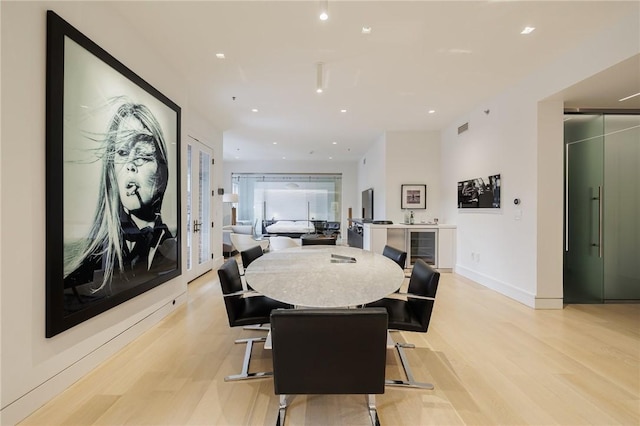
[244,245,404,308]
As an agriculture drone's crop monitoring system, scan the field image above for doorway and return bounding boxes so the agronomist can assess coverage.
[185,139,214,282]
[564,113,640,302]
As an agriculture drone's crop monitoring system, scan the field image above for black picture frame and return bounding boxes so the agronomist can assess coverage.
[457,174,501,208]
[401,184,427,209]
[46,11,181,337]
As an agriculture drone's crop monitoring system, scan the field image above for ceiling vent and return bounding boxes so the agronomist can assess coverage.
[458,122,469,134]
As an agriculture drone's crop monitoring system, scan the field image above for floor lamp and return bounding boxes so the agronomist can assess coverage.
[223,193,239,225]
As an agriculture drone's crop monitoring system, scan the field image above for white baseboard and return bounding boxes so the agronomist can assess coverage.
[0,294,186,426]
[455,265,563,309]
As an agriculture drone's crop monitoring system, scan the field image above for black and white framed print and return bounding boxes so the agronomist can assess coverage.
[46,11,181,337]
[401,184,427,209]
[457,174,501,208]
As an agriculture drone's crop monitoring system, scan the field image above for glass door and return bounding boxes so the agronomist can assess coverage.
[406,229,437,267]
[186,140,214,282]
[564,114,640,302]
[564,114,604,303]
[603,115,640,300]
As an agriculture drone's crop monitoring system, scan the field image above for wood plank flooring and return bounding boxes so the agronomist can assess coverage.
[20,270,640,425]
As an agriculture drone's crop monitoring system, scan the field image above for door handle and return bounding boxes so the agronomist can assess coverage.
[590,186,603,258]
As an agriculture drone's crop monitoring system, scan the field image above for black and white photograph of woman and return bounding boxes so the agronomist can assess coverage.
[46,17,180,334]
[63,99,178,312]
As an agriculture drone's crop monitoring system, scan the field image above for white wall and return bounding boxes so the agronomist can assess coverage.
[223,160,358,229]
[384,131,441,224]
[357,132,441,224]
[358,134,386,220]
[0,2,222,424]
[440,10,639,308]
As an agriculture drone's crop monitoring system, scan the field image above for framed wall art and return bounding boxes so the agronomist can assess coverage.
[46,11,182,337]
[457,174,501,208]
[401,184,427,209]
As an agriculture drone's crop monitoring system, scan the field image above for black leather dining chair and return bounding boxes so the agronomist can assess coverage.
[240,244,264,290]
[382,244,407,270]
[365,258,440,389]
[218,258,292,381]
[382,244,408,292]
[241,244,264,270]
[270,308,388,426]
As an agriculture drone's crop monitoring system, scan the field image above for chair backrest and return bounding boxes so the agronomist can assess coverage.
[406,258,440,331]
[217,258,245,326]
[270,308,388,396]
[240,244,264,269]
[230,232,265,253]
[269,236,299,251]
[382,244,407,270]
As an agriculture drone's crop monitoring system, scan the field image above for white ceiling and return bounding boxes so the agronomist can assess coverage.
[110,1,640,162]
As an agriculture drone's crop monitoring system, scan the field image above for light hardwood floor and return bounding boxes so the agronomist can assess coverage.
[21,270,640,425]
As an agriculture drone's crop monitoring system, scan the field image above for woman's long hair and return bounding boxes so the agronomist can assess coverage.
[64,101,169,292]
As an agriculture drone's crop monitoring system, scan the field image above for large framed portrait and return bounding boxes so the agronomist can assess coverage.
[401,184,427,209]
[46,11,181,337]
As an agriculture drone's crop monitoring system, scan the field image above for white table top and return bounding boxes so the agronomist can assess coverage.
[244,245,404,308]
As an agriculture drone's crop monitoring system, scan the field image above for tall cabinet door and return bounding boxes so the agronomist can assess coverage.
[185,140,214,282]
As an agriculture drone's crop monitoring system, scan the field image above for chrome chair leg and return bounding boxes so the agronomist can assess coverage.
[385,341,434,390]
[367,394,380,426]
[224,336,273,381]
[243,324,270,331]
[276,395,288,426]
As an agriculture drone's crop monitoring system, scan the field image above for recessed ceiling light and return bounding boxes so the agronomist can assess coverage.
[251,108,259,112]
[332,141,337,145]
[619,92,640,102]
[282,156,286,160]
[273,142,278,145]
[521,27,535,35]
[428,110,436,114]
[329,156,333,160]
[316,88,323,94]
[215,53,225,59]
[340,109,347,113]
[362,27,372,34]
[319,0,329,21]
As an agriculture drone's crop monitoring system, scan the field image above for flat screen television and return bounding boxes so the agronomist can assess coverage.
[362,188,374,221]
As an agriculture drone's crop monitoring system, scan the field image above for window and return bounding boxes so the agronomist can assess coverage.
[231,173,342,229]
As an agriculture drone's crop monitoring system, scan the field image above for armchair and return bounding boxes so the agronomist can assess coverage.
[230,232,269,254]
[268,236,300,251]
